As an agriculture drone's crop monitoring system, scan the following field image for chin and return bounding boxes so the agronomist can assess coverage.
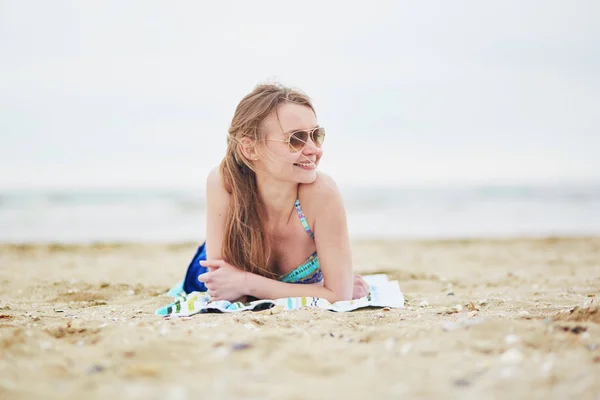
[296,171,318,184]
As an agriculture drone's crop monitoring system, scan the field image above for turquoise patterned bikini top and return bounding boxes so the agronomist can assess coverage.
[278,199,323,284]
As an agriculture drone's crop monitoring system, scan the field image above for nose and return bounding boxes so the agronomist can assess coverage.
[302,136,320,155]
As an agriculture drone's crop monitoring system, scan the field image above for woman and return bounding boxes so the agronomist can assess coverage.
[184,83,369,303]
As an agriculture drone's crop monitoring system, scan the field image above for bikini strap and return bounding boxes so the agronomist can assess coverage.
[294,198,315,239]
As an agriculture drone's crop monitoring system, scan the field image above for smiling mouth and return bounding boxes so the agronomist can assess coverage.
[293,162,314,167]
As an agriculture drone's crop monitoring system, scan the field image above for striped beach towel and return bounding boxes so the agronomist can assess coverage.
[155,274,405,317]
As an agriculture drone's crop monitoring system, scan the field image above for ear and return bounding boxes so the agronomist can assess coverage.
[239,137,259,161]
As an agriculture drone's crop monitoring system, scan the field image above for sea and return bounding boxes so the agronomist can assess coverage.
[1,183,599,243]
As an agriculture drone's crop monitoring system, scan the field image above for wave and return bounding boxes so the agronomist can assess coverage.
[1,183,599,243]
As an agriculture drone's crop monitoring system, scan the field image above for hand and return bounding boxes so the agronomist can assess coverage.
[198,259,248,301]
[352,274,370,299]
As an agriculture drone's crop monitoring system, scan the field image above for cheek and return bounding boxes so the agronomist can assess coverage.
[262,152,295,173]
[277,152,298,165]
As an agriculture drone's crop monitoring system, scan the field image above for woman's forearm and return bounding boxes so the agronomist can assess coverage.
[244,272,348,303]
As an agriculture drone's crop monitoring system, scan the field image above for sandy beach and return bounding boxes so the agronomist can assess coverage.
[1,237,599,399]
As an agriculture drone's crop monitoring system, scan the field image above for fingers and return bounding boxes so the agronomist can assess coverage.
[197,272,212,282]
[354,275,368,287]
[352,276,370,299]
[199,259,223,268]
[357,275,369,289]
[207,289,218,301]
[353,289,368,300]
[352,285,367,300]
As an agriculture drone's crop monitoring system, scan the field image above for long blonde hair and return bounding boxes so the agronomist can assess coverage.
[220,83,315,278]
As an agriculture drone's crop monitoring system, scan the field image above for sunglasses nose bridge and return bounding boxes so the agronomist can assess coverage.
[302,134,320,152]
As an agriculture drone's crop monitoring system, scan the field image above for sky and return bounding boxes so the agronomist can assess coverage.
[1,0,599,189]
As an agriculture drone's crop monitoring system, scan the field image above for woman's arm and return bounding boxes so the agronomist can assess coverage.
[304,172,354,301]
[199,259,367,303]
[245,273,346,303]
[204,166,230,261]
[198,259,341,302]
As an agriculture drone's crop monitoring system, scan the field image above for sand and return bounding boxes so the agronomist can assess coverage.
[0,237,599,399]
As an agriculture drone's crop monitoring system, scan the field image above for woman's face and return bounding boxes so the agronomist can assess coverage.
[256,103,323,184]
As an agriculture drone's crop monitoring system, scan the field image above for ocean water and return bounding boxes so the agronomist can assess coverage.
[1,183,599,243]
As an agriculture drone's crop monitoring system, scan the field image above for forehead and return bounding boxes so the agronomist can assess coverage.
[262,103,317,136]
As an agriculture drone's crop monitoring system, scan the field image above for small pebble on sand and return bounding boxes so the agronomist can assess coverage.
[501,349,524,365]
[400,343,413,355]
[504,334,520,345]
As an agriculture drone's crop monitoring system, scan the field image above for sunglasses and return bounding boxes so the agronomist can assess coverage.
[267,126,326,152]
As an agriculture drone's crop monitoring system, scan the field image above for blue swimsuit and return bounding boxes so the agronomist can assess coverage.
[182,198,322,294]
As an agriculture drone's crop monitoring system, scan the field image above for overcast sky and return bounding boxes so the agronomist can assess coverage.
[1,0,598,189]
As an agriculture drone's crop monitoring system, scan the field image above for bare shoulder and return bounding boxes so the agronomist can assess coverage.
[298,171,345,214]
[206,165,222,188]
[207,165,228,192]
[206,165,231,205]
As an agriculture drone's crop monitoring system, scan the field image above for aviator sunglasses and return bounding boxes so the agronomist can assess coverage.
[267,126,326,152]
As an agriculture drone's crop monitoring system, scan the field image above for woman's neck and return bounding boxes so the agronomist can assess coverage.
[255,174,298,224]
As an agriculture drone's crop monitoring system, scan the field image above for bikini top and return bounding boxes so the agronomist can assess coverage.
[277,198,323,284]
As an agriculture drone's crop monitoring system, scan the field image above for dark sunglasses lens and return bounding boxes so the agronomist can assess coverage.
[312,127,325,147]
[289,131,308,151]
